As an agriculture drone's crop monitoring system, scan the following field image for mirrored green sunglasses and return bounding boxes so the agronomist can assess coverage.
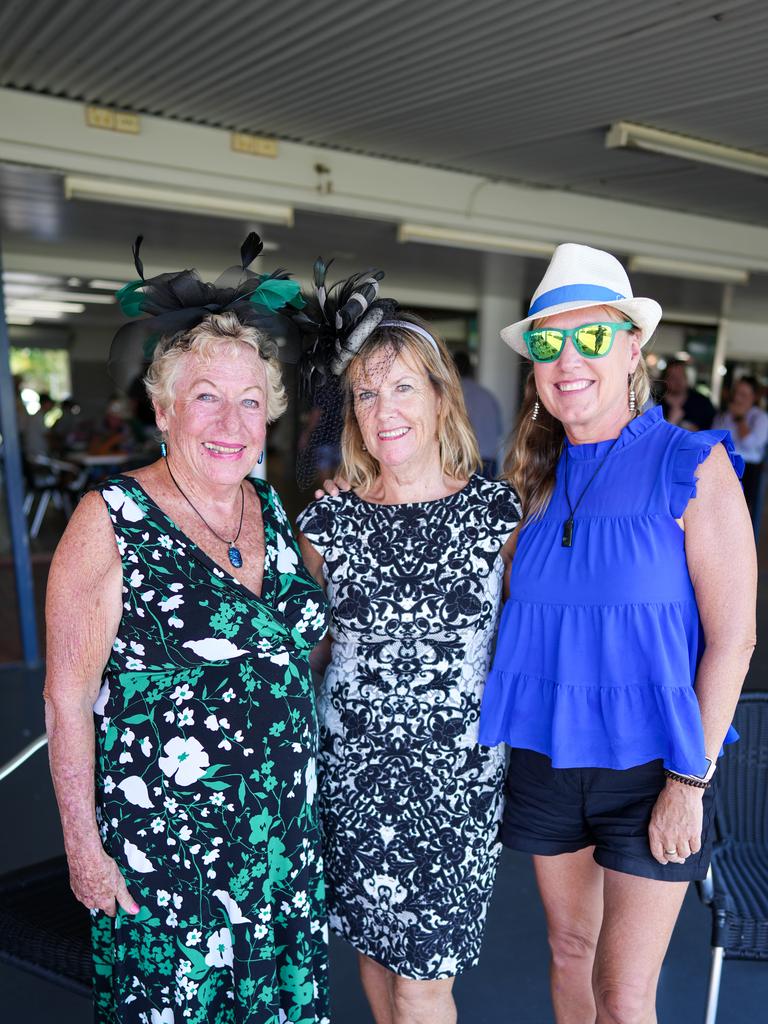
[523,321,634,362]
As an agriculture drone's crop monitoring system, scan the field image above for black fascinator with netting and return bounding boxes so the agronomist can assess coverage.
[296,257,391,395]
[108,232,305,389]
[294,257,394,486]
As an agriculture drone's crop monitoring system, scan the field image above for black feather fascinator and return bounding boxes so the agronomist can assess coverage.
[108,232,305,389]
[296,257,391,399]
[295,258,396,487]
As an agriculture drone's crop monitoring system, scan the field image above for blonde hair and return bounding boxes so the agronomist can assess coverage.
[339,314,481,491]
[504,320,651,520]
[145,311,287,423]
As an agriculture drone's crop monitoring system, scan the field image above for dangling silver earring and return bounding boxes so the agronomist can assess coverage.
[628,375,636,415]
[531,395,540,422]
[160,440,167,458]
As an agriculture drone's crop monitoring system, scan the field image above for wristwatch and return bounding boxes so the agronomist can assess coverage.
[664,757,717,789]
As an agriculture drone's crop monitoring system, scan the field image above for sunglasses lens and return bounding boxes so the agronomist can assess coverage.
[574,324,613,356]
[527,330,564,361]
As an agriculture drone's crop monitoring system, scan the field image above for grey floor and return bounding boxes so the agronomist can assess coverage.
[0,668,766,1023]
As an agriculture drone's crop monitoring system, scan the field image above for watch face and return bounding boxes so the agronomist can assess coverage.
[696,758,714,780]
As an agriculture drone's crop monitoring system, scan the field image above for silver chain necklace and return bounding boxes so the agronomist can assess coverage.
[165,458,245,568]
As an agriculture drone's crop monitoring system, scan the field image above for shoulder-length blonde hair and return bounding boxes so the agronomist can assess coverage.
[504,317,651,520]
[144,311,287,423]
[339,314,480,491]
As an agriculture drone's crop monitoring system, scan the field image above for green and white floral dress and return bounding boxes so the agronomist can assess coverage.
[92,477,330,1024]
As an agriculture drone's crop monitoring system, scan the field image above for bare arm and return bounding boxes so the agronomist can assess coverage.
[684,444,756,758]
[44,491,139,916]
[648,445,756,864]
[298,532,332,675]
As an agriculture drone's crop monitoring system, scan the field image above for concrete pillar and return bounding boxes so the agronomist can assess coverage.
[477,253,527,456]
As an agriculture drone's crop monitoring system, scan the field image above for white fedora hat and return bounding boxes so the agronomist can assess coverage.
[500,243,663,357]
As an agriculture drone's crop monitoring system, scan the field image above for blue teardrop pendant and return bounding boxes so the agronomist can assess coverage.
[228,545,243,569]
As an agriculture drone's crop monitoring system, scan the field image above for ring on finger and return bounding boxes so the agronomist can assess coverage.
[664,848,677,856]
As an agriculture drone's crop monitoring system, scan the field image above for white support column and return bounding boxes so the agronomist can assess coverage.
[710,284,733,407]
[477,253,527,458]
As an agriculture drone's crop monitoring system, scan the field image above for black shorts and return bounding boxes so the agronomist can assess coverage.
[501,748,717,882]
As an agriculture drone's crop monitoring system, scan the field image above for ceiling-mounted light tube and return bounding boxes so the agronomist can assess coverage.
[64,175,294,226]
[628,255,749,285]
[606,121,768,178]
[7,299,86,315]
[398,223,554,257]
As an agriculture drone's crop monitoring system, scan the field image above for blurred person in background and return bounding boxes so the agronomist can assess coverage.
[660,359,715,431]
[454,350,503,477]
[714,375,768,524]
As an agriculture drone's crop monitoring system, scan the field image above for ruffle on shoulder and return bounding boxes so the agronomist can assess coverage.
[670,429,744,520]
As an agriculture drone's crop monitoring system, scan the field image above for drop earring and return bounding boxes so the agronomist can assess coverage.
[531,395,540,422]
[160,441,167,458]
[257,450,264,465]
[628,375,636,415]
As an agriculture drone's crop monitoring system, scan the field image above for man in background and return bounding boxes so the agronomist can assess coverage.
[660,359,715,431]
[454,351,503,478]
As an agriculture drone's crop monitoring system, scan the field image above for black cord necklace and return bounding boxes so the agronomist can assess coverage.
[165,458,245,568]
[561,436,621,548]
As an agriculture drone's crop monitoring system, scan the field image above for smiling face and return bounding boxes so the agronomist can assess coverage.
[154,342,268,488]
[350,346,441,472]
[532,305,641,442]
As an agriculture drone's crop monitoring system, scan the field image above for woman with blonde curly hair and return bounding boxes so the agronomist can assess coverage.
[44,237,331,1024]
[297,271,521,1024]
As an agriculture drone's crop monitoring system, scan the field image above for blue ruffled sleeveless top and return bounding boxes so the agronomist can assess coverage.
[478,405,743,774]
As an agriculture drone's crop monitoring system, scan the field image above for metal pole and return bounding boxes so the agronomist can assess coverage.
[0,233,41,666]
[710,284,733,408]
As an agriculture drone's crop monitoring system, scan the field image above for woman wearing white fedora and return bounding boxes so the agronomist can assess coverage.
[479,243,756,1023]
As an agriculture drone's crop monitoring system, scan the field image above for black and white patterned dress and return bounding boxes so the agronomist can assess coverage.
[297,474,521,979]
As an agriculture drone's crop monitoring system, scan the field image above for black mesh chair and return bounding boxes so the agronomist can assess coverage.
[699,692,768,1024]
[0,736,92,995]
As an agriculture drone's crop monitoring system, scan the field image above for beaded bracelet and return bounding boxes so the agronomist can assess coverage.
[664,769,710,789]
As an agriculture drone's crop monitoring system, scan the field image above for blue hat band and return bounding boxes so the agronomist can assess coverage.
[528,284,627,318]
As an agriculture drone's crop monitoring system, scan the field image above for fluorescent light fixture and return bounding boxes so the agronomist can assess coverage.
[4,285,115,304]
[628,255,749,285]
[64,175,294,226]
[606,121,768,178]
[7,299,85,316]
[3,271,62,286]
[398,223,554,257]
[6,315,35,326]
[89,278,134,291]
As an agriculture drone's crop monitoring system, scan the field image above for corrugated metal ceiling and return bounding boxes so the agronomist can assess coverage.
[1,0,767,224]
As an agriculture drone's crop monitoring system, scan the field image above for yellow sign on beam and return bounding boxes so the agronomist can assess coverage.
[84,106,141,134]
[230,132,278,158]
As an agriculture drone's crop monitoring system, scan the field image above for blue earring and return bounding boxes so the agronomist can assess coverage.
[257,450,264,465]
[160,441,167,458]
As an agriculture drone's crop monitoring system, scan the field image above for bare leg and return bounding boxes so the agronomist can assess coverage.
[392,975,457,1024]
[594,869,688,1024]
[358,952,395,1024]
[533,849,604,1024]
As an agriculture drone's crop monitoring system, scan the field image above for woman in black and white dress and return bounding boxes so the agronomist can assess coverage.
[296,278,521,1024]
